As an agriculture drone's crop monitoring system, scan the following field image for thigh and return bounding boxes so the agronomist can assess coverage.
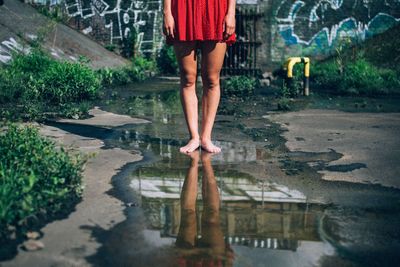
[199,41,227,77]
[173,41,198,78]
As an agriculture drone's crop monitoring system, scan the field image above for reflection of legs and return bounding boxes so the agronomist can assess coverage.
[176,151,199,247]
[200,152,224,253]
[199,41,227,153]
[173,41,200,153]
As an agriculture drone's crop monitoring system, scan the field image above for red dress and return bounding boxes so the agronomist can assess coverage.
[165,0,236,46]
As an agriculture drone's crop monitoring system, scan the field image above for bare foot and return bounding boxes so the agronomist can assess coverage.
[179,139,200,153]
[200,139,221,153]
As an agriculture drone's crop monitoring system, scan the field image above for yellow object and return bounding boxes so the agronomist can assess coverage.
[284,57,311,96]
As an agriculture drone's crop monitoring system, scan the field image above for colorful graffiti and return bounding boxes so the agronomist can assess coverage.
[63,0,162,55]
[276,0,400,47]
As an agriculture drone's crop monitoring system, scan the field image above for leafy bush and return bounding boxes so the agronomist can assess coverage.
[313,54,400,96]
[0,123,85,239]
[222,75,258,97]
[96,56,157,86]
[156,44,178,75]
[131,56,157,81]
[38,60,100,103]
[96,67,130,87]
[0,48,101,120]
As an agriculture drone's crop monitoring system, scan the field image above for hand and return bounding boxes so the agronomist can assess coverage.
[163,13,175,38]
[223,13,235,40]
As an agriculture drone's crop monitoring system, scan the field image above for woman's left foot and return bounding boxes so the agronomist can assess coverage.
[200,139,221,153]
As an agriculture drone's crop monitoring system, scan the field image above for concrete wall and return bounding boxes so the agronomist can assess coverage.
[29,0,400,71]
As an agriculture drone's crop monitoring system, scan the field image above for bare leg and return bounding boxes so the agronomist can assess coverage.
[176,150,199,248]
[173,41,200,153]
[199,41,227,153]
[200,152,225,254]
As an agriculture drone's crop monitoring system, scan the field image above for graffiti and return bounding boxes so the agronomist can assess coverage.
[276,0,400,46]
[0,37,30,64]
[63,0,162,55]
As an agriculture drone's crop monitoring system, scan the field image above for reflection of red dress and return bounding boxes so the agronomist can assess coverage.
[165,0,236,46]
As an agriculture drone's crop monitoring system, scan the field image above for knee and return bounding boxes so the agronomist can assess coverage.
[201,73,220,90]
[180,71,197,89]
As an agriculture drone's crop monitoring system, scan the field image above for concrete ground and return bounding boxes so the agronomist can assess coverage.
[266,109,400,189]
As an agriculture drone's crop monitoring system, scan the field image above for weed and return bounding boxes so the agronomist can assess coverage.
[222,75,259,97]
[156,44,179,75]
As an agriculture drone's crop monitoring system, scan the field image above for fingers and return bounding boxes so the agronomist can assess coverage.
[163,26,175,38]
[223,22,235,39]
[226,25,235,35]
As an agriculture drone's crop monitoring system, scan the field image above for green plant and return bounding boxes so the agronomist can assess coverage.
[277,97,292,111]
[96,66,132,86]
[130,55,157,82]
[0,123,86,239]
[0,48,101,121]
[104,43,117,52]
[222,75,258,97]
[36,4,69,23]
[156,44,178,75]
[313,56,400,96]
[38,60,100,104]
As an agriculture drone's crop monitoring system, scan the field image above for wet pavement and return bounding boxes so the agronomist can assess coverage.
[3,79,400,266]
[81,80,400,266]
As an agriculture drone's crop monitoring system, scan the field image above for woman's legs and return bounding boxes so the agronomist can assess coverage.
[199,41,227,153]
[173,41,201,153]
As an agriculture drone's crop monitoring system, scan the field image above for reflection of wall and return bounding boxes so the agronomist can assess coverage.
[141,197,324,251]
[130,172,322,251]
[130,176,306,203]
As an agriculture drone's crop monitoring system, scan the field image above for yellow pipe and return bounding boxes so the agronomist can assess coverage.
[285,57,301,78]
[284,57,311,96]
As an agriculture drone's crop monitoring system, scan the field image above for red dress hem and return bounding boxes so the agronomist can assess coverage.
[165,33,236,47]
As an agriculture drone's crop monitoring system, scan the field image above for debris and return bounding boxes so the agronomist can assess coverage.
[22,240,45,251]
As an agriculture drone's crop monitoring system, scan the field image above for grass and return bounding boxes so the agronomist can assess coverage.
[312,54,400,96]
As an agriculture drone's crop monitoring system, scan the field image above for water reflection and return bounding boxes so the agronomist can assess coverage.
[128,146,332,266]
[175,151,234,266]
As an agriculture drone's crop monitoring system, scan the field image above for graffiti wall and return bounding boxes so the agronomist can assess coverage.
[29,0,400,69]
[61,0,162,57]
[270,0,400,63]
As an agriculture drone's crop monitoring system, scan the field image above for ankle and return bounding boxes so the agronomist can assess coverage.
[200,137,211,143]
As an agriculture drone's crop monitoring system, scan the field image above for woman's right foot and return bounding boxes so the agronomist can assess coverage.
[200,139,221,154]
[179,139,200,153]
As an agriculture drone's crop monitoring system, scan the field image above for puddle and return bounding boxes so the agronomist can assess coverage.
[47,80,400,266]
